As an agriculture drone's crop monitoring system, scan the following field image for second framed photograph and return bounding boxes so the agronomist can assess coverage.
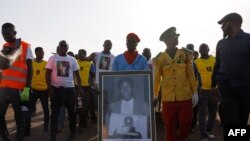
[98,71,155,141]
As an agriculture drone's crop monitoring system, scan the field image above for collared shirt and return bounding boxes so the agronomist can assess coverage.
[154,49,197,102]
[212,30,250,87]
[112,54,149,71]
[121,98,134,115]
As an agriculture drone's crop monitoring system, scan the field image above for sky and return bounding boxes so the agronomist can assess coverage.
[0,0,250,60]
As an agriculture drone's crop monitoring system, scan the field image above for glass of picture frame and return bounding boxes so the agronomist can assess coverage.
[98,71,156,141]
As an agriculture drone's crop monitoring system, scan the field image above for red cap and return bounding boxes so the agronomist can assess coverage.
[127,33,140,42]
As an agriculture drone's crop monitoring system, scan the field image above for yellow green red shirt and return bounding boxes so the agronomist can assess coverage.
[31,60,48,90]
[194,56,215,90]
[154,48,197,102]
[77,60,95,86]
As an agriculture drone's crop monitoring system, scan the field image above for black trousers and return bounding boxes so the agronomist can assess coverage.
[0,87,25,141]
[76,86,96,127]
[30,89,49,127]
[50,86,76,138]
[22,109,31,135]
[218,81,250,126]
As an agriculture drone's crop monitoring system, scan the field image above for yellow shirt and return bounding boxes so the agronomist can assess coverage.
[194,56,215,90]
[154,49,197,102]
[78,60,93,86]
[31,60,48,90]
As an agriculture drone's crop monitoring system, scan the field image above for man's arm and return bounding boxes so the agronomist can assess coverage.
[25,44,34,87]
[45,68,53,92]
[0,52,10,70]
[141,55,149,70]
[153,56,161,98]
[112,57,118,71]
[74,70,83,95]
[26,59,32,87]
[186,52,197,94]
[90,63,95,85]
[211,42,221,88]
[193,62,202,91]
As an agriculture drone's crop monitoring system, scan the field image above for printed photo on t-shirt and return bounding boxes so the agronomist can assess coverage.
[99,56,111,70]
[57,61,70,77]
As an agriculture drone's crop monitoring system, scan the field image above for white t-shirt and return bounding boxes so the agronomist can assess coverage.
[46,54,79,88]
[95,52,115,85]
[26,46,34,60]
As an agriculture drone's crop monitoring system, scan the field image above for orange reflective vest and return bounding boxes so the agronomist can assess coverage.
[1,41,29,89]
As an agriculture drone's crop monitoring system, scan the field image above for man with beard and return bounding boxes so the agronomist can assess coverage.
[212,13,250,127]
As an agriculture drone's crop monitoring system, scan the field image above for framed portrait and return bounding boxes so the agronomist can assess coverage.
[98,71,156,141]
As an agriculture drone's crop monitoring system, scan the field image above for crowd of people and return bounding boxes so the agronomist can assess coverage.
[0,12,249,141]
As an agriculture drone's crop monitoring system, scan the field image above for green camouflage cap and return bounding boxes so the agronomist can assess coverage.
[159,27,180,41]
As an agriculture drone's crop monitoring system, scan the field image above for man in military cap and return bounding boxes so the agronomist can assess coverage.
[154,27,197,141]
[212,12,250,127]
[112,33,148,71]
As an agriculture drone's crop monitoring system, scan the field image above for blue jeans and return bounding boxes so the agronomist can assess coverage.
[198,89,219,138]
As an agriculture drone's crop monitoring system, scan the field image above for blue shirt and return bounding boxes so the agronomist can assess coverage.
[212,30,250,87]
[112,54,149,71]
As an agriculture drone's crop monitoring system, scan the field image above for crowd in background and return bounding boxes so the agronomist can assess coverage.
[0,12,250,141]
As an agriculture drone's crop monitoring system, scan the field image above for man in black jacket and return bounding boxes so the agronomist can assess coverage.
[212,12,250,126]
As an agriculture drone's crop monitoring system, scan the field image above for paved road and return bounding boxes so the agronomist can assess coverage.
[4,102,225,141]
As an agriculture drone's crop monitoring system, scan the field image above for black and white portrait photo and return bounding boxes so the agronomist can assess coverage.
[98,71,155,141]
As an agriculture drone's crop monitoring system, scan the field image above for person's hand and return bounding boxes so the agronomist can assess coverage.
[78,88,84,97]
[102,125,108,139]
[192,92,199,108]
[211,87,217,95]
[92,83,100,95]
[153,97,158,107]
[20,87,30,101]
[0,52,10,70]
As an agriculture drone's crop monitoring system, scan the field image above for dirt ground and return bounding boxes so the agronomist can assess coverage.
[4,101,226,141]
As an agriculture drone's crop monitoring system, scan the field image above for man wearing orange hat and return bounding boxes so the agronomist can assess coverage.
[112,33,149,71]
[154,27,197,141]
